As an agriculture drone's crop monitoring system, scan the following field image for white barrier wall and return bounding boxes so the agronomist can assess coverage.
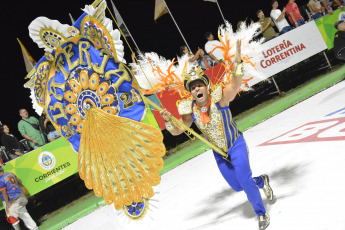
[249,21,328,86]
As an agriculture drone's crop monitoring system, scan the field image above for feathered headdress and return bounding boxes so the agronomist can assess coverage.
[130,20,266,97]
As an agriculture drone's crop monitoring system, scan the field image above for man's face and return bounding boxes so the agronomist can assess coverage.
[190,80,209,106]
[338,22,345,31]
[273,1,278,8]
[208,34,214,41]
[258,11,265,20]
[20,109,29,119]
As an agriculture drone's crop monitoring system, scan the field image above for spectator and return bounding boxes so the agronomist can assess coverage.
[322,0,336,13]
[333,20,345,60]
[286,0,305,28]
[308,0,324,20]
[179,45,212,70]
[333,0,344,10]
[204,32,224,65]
[18,109,46,150]
[271,0,293,35]
[0,166,39,230]
[237,21,245,30]
[0,125,24,160]
[39,111,60,142]
[257,10,277,42]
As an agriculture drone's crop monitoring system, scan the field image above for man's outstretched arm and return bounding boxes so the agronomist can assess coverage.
[221,40,243,105]
[160,109,193,135]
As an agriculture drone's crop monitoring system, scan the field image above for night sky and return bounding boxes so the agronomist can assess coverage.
[0,0,309,137]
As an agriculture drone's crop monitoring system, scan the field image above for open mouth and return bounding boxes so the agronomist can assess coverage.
[197,92,203,98]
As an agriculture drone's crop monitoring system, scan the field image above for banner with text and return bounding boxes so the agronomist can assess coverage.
[315,9,345,50]
[250,21,327,86]
[0,138,78,210]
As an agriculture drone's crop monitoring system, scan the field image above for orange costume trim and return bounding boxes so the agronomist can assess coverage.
[196,97,211,124]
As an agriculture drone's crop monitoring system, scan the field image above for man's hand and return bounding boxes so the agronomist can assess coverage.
[32,139,38,144]
[160,109,171,122]
[283,7,286,13]
[15,152,23,156]
[235,40,242,63]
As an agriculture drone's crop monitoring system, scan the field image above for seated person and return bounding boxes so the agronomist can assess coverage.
[179,45,212,70]
[39,111,60,142]
[333,20,345,60]
[271,1,293,35]
[0,125,24,160]
[204,32,224,65]
[308,0,324,20]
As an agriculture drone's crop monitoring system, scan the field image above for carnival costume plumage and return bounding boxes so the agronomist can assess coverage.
[130,20,265,97]
[22,0,165,212]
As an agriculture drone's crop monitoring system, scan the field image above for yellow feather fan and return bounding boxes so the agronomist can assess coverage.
[78,108,165,209]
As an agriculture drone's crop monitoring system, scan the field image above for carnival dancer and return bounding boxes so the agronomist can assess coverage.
[159,40,273,230]
[0,166,39,230]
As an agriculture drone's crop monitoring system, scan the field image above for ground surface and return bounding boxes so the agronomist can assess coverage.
[60,80,345,229]
[1,62,344,230]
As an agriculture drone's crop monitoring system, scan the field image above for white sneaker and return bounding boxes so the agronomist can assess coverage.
[258,213,270,230]
[261,174,273,201]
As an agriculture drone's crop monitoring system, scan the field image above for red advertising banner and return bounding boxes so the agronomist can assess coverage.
[150,64,226,130]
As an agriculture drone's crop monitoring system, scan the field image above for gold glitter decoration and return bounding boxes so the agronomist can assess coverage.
[78,108,166,210]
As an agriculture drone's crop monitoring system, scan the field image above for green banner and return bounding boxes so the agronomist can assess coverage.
[315,9,345,49]
[142,106,160,130]
[0,109,160,210]
[1,138,78,210]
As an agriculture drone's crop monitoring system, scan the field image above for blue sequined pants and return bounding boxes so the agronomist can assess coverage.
[213,135,266,216]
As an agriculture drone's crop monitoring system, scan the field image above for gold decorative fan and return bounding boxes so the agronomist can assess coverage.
[78,108,165,209]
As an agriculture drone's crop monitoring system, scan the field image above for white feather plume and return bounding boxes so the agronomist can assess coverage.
[218,20,267,87]
[29,89,43,116]
[29,17,70,52]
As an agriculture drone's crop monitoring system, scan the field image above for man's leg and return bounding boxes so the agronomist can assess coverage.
[280,26,292,35]
[229,136,266,216]
[213,151,243,192]
[5,205,21,230]
[297,18,304,26]
[17,206,38,230]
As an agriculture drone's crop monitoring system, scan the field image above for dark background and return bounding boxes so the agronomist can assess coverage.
[0,0,310,137]
[1,1,343,229]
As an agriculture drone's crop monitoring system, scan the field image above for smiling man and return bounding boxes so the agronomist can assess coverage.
[18,108,46,150]
[160,40,273,230]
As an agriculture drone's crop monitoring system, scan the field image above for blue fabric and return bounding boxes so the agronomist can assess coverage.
[213,135,266,216]
[215,103,241,148]
[198,55,213,70]
[191,101,265,216]
[0,173,22,202]
[312,12,323,20]
[280,26,293,35]
[292,19,304,28]
[47,130,61,140]
[47,36,146,153]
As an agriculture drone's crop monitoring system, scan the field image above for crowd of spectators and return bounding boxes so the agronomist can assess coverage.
[182,0,344,67]
[0,108,60,164]
[244,0,345,43]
